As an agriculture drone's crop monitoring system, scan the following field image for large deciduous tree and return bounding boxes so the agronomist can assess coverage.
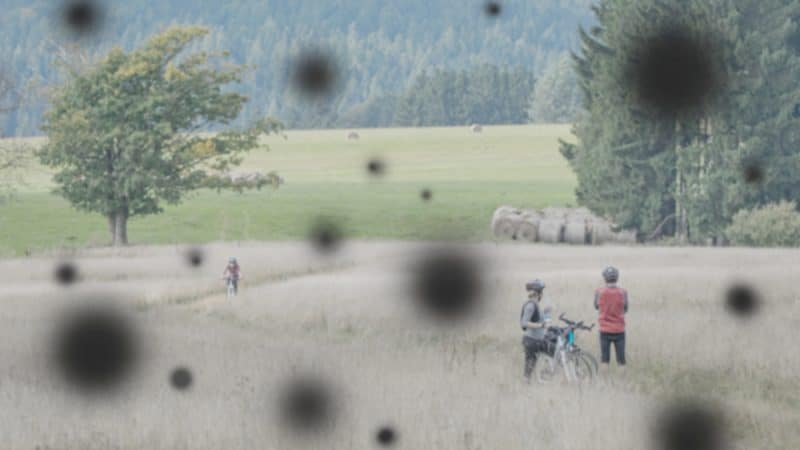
[39,26,283,245]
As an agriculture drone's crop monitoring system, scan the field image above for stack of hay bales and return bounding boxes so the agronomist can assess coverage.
[516,211,541,242]
[491,205,638,245]
[491,206,523,239]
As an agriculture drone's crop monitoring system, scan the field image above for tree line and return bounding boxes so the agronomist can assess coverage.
[0,0,592,135]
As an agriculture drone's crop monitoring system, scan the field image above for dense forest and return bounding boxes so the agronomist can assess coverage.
[0,0,594,136]
[562,0,800,243]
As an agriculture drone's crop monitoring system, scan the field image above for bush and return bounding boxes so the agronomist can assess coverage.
[725,201,800,247]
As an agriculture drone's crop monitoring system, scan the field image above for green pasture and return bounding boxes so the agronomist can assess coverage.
[0,125,577,255]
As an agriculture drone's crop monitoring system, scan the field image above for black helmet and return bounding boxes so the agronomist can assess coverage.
[602,266,619,282]
[525,279,545,293]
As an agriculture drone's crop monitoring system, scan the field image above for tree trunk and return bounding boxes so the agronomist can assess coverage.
[108,208,129,246]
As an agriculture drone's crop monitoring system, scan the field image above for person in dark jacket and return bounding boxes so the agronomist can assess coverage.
[594,266,628,377]
[520,279,553,382]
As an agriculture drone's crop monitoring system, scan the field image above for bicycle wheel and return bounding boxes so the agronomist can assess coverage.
[578,351,599,375]
[534,354,561,384]
[571,353,594,383]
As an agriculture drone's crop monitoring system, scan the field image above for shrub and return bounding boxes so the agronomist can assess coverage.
[725,201,800,247]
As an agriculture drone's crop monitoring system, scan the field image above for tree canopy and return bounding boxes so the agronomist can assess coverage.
[38,26,282,245]
[562,0,800,243]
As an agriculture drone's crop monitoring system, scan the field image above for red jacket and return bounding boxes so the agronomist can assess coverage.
[595,286,628,333]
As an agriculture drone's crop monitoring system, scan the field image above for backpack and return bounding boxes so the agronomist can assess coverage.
[520,300,540,331]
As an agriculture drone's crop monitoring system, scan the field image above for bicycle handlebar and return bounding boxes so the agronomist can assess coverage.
[558,313,595,331]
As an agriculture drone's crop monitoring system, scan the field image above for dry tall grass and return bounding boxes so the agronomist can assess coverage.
[1,242,798,449]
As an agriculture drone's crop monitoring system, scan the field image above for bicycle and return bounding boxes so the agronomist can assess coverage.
[534,313,598,384]
[223,276,238,299]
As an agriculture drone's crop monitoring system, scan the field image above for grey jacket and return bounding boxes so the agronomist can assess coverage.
[520,300,546,340]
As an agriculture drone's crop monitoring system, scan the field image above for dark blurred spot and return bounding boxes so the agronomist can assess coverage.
[60,1,103,36]
[485,2,502,17]
[170,367,193,390]
[367,158,386,177]
[793,103,800,119]
[742,163,763,184]
[411,247,484,321]
[280,376,334,433]
[186,247,204,268]
[309,217,344,253]
[291,50,339,99]
[54,305,139,393]
[627,25,723,116]
[376,426,398,446]
[654,400,726,450]
[420,189,433,201]
[55,262,79,285]
[725,284,759,317]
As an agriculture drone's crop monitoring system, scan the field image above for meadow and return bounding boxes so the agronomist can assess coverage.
[0,125,577,256]
[0,241,798,449]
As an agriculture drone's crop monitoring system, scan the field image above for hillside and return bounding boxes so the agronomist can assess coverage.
[0,0,595,135]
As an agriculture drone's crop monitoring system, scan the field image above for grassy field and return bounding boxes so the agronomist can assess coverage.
[0,125,576,255]
[1,242,798,449]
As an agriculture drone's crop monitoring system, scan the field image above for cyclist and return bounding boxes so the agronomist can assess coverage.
[222,257,242,295]
[520,279,554,382]
[594,266,628,377]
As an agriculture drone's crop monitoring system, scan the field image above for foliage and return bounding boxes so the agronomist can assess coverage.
[725,201,800,247]
[562,0,800,243]
[0,0,595,135]
[0,141,31,203]
[394,65,535,126]
[528,52,582,123]
[37,26,283,244]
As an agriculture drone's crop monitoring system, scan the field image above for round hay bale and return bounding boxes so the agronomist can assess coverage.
[613,229,638,245]
[471,124,483,133]
[564,220,589,245]
[516,218,539,242]
[347,131,360,140]
[590,220,613,245]
[492,215,522,240]
[541,207,569,221]
[538,219,565,243]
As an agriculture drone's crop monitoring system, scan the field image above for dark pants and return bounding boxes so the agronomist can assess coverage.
[522,336,554,380]
[227,278,239,294]
[599,332,626,365]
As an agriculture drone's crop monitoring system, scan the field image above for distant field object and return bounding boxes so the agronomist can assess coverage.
[347,131,360,140]
[491,205,637,245]
[471,124,483,133]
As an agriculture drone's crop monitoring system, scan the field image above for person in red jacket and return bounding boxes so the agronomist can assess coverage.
[594,266,628,377]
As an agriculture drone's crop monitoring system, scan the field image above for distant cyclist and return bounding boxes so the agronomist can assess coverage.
[222,257,242,295]
[520,279,554,382]
[594,266,628,377]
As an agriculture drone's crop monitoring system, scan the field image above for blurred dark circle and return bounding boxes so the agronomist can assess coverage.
[186,247,204,268]
[54,305,139,393]
[654,400,726,450]
[411,247,484,321]
[725,284,759,317]
[309,218,344,253]
[291,50,339,98]
[367,158,386,177]
[742,163,763,184]
[628,26,722,116]
[170,367,193,390]
[280,376,334,433]
[376,426,398,446]
[485,2,502,17]
[55,262,79,285]
[61,1,103,35]
[420,189,433,201]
